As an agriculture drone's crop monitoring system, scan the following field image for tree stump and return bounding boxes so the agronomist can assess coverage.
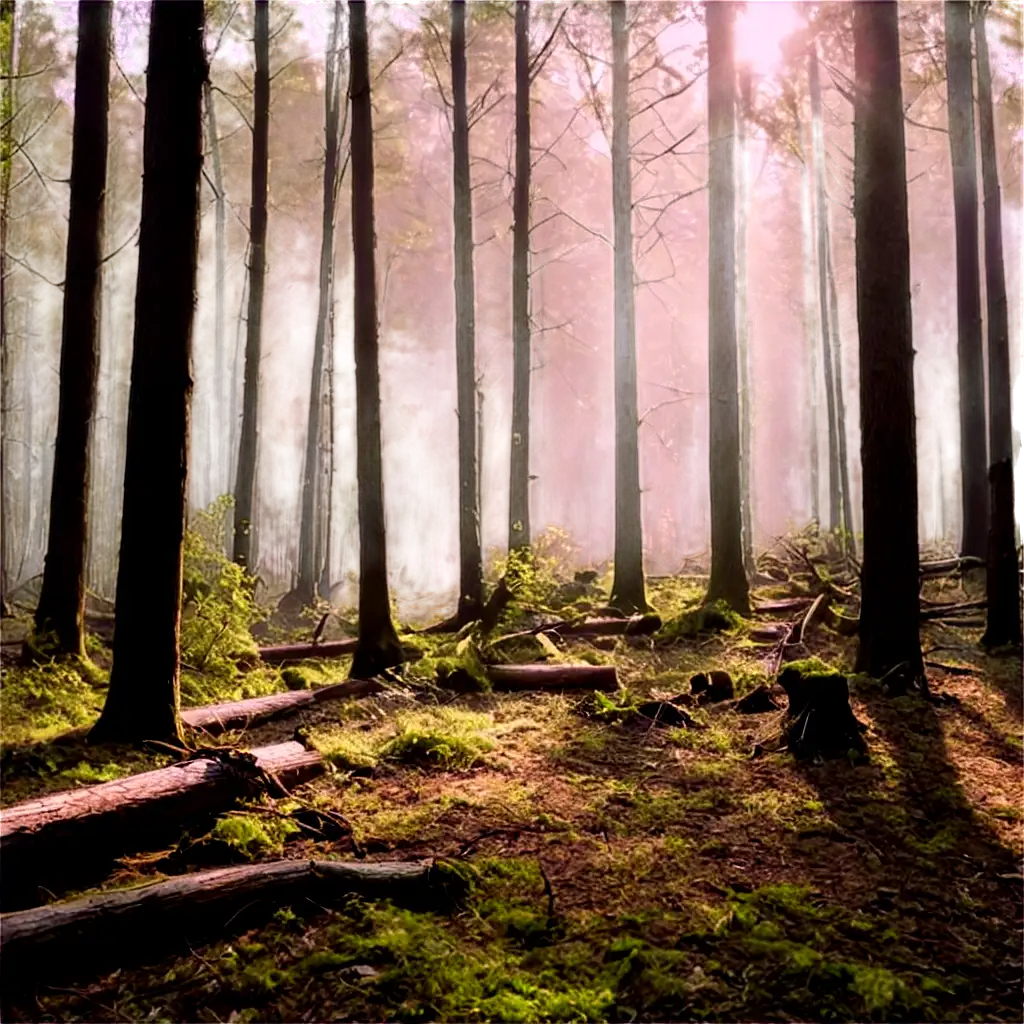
[776,666,867,760]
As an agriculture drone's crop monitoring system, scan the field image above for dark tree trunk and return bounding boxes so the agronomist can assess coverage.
[88,0,206,744]
[348,0,402,680]
[975,6,1022,649]
[705,0,749,614]
[232,0,269,570]
[852,0,923,684]
[0,0,15,611]
[451,0,483,623]
[800,112,820,527]
[33,1,112,658]
[508,0,531,553]
[825,243,854,552]
[737,66,753,574]
[203,79,228,499]
[944,0,988,560]
[809,44,842,536]
[296,0,344,607]
[608,0,646,615]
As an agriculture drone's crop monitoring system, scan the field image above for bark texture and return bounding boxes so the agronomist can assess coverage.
[0,0,14,610]
[852,0,923,684]
[705,0,749,614]
[34,0,111,657]
[486,663,617,692]
[737,67,754,574]
[89,0,206,744]
[259,637,358,664]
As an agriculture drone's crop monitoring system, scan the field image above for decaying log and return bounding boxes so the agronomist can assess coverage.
[690,671,734,704]
[0,743,324,911]
[258,638,358,665]
[754,597,813,617]
[776,667,866,761]
[821,604,860,636]
[918,598,987,620]
[553,614,662,637]
[793,592,830,644]
[750,624,789,642]
[0,858,449,988]
[729,684,780,714]
[182,679,386,735]
[919,556,985,576]
[486,664,617,691]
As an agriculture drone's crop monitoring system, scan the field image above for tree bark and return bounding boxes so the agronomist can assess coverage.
[944,0,988,560]
[486,663,617,692]
[825,242,854,551]
[0,742,322,911]
[33,0,111,658]
[799,111,820,527]
[0,0,15,611]
[974,5,1022,649]
[348,0,403,680]
[295,0,344,608]
[809,44,842,536]
[852,0,923,684]
[0,858,443,991]
[259,637,358,664]
[737,66,754,575]
[203,79,228,499]
[705,0,749,614]
[509,0,531,553]
[89,0,206,744]
[450,0,483,624]
[608,0,646,614]
[232,0,270,570]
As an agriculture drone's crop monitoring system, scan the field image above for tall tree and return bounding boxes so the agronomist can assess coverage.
[852,0,923,684]
[90,0,206,743]
[608,0,646,614]
[826,242,854,552]
[0,0,15,615]
[736,65,753,575]
[808,43,843,537]
[348,0,402,680]
[295,0,344,608]
[975,2,1021,649]
[508,0,531,554]
[32,0,112,657]
[232,0,269,570]
[705,0,749,614]
[450,0,483,624]
[799,111,821,528]
[945,0,988,560]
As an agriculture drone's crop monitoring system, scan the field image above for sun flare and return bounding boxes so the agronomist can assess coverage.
[735,0,803,76]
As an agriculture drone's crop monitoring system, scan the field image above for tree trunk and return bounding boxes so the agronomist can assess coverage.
[450,0,483,624]
[975,6,1022,649]
[296,0,344,607]
[32,1,111,658]
[736,66,754,575]
[0,859,442,991]
[800,111,820,527]
[608,0,646,614]
[232,0,269,570]
[88,0,206,744]
[486,663,617,692]
[825,242,854,551]
[0,0,15,611]
[705,0,749,614]
[1,742,321,912]
[809,44,842,536]
[509,0,531,553]
[852,0,923,685]
[203,79,228,500]
[944,0,988,560]
[348,0,403,680]
[259,636,358,664]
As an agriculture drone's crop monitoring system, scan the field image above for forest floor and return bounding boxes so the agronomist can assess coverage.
[1,538,1022,1023]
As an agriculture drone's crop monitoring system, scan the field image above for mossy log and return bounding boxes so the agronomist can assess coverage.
[777,667,867,761]
[487,664,617,691]
[0,742,324,911]
[918,598,987,620]
[182,679,386,735]
[919,556,985,576]
[552,614,662,637]
[0,858,447,989]
[754,597,813,617]
[258,638,358,665]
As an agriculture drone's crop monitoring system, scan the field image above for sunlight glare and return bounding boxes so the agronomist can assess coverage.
[735,1,802,77]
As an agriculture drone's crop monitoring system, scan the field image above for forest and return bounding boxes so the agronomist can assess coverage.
[0,0,1021,1021]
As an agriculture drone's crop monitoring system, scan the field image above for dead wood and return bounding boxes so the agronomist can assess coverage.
[0,858,448,989]
[0,742,324,911]
[776,666,867,761]
[634,701,696,728]
[258,638,358,665]
[919,556,986,576]
[182,679,386,735]
[820,604,860,636]
[690,671,735,704]
[555,613,662,637]
[793,592,830,644]
[486,664,617,691]
[919,599,987,621]
[754,597,813,616]
[729,685,780,714]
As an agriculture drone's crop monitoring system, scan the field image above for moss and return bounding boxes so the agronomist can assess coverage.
[657,599,743,642]
[205,812,300,859]
[0,660,106,746]
[381,708,493,770]
[280,667,311,690]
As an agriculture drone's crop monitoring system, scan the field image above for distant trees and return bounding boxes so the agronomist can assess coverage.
[944,0,987,561]
[705,0,749,615]
[33,0,112,658]
[233,0,269,571]
[348,0,403,680]
[90,0,206,743]
[607,0,646,615]
[974,2,1022,650]
[852,0,923,683]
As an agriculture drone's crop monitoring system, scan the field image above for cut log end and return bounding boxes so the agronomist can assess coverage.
[776,667,867,761]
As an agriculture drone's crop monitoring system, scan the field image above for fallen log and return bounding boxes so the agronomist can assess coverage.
[486,664,617,692]
[553,614,662,637]
[182,679,386,735]
[793,593,830,644]
[0,858,451,990]
[919,556,985,576]
[0,742,324,911]
[919,599,987,621]
[821,604,860,636]
[754,597,813,617]
[258,638,358,665]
